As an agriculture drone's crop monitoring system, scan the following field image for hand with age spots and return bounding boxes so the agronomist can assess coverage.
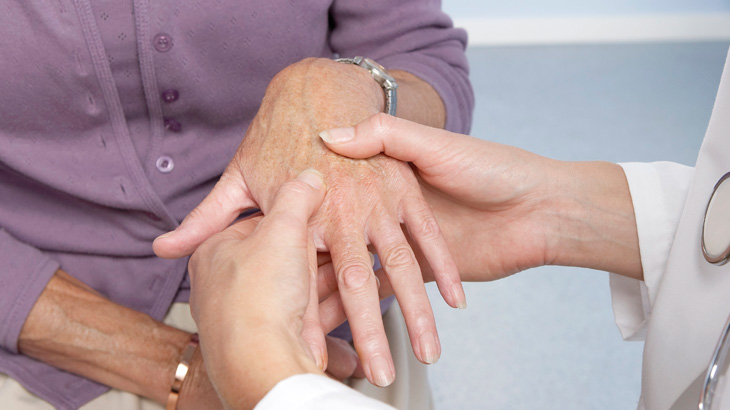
[154,58,466,388]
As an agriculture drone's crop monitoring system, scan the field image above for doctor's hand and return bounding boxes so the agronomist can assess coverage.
[321,114,642,283]
[187,170,328,410]
[155,58,466,387]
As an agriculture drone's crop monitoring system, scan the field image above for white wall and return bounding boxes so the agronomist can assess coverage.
[442,0,730,19]
[442,0,730,46]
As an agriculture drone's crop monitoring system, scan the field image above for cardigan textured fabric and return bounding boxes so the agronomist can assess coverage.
[0,0,473,408]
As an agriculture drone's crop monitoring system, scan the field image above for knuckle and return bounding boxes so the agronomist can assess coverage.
[369,112,397,132]
[301,315,322,330]
[338,262,373,291]
[412,311,436,329]
[323,190,348,210]
[416,216,442,241]
[185,205,208,225]
[382,244,416,271]
[213,174,245,210]
[356,327,385,349]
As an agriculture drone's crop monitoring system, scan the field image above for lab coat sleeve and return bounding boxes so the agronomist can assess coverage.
[610,162,694,341]
[255,374,396,410]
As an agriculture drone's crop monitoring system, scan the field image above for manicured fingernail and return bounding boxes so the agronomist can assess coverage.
[368,355,394,387]
[452,283,467,310]
[368,252,375,266]
[419,331,440,364]
[297,169,324,190]
[319,127,355,144]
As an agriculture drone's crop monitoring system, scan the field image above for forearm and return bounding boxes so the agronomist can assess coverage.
[17,269,190,404]
[549,161,643,280]
[392,70,446,129]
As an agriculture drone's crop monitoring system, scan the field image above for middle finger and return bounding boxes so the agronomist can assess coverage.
[328,224,395,387]
[369,216,440,365]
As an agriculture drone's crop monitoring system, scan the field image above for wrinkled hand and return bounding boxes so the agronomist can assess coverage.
[321,113,561,284]
[155,58,465,387]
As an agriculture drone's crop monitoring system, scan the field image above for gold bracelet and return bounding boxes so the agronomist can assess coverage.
[166,333,199,410]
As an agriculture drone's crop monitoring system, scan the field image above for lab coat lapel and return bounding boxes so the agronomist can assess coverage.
[643,48,730,410]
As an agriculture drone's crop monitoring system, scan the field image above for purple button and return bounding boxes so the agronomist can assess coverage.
[164,118,182,133]
[153,33,173,52]
[156,156,174,173]
[161,89,179,103]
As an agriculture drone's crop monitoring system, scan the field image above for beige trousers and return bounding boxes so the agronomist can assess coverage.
[0,302,433,410]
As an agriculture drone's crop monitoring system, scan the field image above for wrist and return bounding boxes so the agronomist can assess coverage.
[166,333,200,410]
[18,269,194,404]
[270,57,385,118]
[209,326,321,409]
[335,56,396,115]
[238,319,320,374]
[548,161,642,277]
[540,160,588,266]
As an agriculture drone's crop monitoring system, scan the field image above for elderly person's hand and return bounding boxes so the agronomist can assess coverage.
[17,268,225,410]
[187,170,328,409]
[155,58,466,387]
[320,114,643,285]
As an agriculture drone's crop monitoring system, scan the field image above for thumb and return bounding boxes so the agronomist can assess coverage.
[259,171,327,372]
[264,169,327,232]
[319,113,470,173]
[153,171,257,259]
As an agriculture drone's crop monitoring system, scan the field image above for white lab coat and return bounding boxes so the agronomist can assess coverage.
[254,49,730,410]
[612,47,730,410]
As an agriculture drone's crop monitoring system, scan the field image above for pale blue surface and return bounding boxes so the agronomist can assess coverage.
[442,0,730,19]
[426,42,730,410]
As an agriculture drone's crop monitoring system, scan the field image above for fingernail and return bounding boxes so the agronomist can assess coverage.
[297,169,324,190]
[375,275,381,289]
[319,127,355,144]
[156,231,174,240]
[368,355,394,387]
[368,252,375,267]
[314,353,323,370]
[317,346,328,371]
[452,283,467,310]
[419,331,440,364]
